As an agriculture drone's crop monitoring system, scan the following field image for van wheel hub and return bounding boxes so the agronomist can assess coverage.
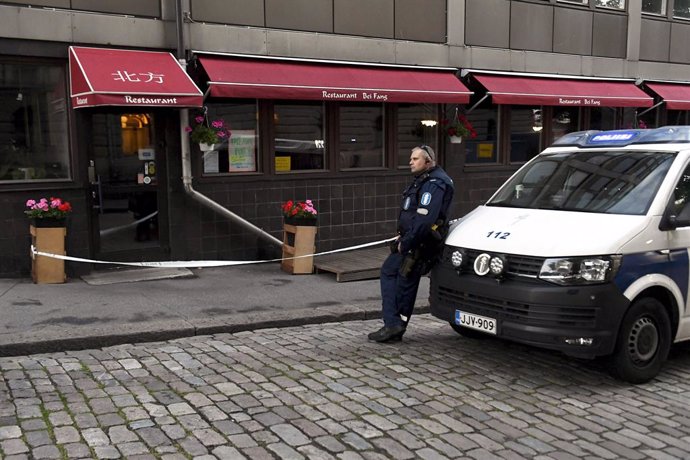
[627,317,658,364]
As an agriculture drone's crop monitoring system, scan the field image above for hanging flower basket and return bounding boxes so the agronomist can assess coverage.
[442,110,477,143]
[199,143,216,152]
[185,111,231,150]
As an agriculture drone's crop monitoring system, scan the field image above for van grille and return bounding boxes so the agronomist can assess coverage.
[437,286,598,328]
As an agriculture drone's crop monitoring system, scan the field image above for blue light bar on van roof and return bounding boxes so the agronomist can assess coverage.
[552,126,690,147]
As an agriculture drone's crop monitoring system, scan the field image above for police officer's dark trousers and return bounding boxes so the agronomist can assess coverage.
[380,252,423,328]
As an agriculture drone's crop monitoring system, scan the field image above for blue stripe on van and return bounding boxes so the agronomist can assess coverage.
[613,249,689,301]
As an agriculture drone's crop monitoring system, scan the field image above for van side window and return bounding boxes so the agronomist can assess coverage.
[671,165,690,221]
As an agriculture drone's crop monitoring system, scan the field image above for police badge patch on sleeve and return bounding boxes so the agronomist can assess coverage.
[420,192,432,206]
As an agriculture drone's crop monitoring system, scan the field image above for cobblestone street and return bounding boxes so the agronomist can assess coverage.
[1,314,689,459]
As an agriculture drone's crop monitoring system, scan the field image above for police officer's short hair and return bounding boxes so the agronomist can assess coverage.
[417,145,436,163]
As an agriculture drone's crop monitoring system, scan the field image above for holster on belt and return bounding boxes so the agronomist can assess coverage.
[400,250,419,277]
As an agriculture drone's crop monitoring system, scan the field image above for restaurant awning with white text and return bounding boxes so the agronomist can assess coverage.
[197,56,472,104]
[471,73,653,108]
[69,46,203,108]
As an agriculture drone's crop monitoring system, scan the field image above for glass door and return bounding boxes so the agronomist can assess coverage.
[88,112,167,258]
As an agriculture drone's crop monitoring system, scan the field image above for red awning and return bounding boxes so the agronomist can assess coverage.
[473,74,653,108]
[69,46,203,108]
[198,56,472,104]
[645,82,690,110]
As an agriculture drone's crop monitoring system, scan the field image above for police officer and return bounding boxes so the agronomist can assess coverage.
[368,145,454,343]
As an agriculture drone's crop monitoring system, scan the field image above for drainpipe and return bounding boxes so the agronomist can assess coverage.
[175,0,282,248]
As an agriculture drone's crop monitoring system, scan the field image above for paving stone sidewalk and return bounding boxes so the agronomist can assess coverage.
[1,314,689,459]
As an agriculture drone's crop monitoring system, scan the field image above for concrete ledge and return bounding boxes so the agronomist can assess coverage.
[0,303,430,357]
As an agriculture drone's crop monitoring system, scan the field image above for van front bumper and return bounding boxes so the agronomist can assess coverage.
[429,264,630,359]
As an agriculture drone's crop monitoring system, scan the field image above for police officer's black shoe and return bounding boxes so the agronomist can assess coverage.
[367,325,406,343]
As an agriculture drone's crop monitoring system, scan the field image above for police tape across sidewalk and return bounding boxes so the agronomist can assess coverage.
[29,237,398,269]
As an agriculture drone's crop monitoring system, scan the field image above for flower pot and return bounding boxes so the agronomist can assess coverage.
[449,135,463,144]
[30,222,66,284]
[281,220,317,275]
[30,217,67,228]
[283,216,317,227]
[199,143,216,152]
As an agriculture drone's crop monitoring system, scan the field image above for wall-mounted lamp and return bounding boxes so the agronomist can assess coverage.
[16,92,23,102]
[420,119,438,127]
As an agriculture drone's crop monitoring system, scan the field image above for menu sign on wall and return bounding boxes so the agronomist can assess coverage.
[229,130,257,172]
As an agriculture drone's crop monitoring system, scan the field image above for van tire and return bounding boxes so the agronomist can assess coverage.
[610,297,671,384]
[449,321,488,339]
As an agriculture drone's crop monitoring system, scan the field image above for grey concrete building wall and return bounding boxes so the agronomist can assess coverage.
[265,0,333,33]
[640,18,670,62]
[553,7,592,55]
[510,1,553,52]
[191,0,265,27]
[333,0,394,38]
[670,22,690,64]
[71,0,161,17]
[0,0,69,7]
[395,0,446,42]
[592,12,627,58]
[465,0,510,48]
[0,0,689,81]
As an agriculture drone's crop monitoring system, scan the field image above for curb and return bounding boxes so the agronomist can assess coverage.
[0,304,430,357]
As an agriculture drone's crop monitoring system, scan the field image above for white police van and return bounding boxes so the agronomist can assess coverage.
[430,126,690,383]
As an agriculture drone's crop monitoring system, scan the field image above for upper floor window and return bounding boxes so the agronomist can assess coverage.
[675,0,690,18]
[0,61,70,182]
[643,0,667,14]
[595,0,626,9]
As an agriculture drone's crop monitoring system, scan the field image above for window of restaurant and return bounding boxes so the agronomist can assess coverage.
[509,106,543,163]
[667,110,689,125]
[636,106,659,130]
[339,103,385,169]
[274,102,326,173]
[204,102,259,175]
[396,104,439,168]
[0,61,70,182]
[588,107,618,131]
[464,107,500,165]
[550,107,580,144]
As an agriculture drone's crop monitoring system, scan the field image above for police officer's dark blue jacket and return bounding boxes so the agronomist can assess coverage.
[398,166,454,254]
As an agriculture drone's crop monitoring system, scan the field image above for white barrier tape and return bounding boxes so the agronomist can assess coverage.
[30,237,397,269]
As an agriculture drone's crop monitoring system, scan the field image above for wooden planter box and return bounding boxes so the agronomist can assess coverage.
[30,224,66,284]
[281,223,317,275]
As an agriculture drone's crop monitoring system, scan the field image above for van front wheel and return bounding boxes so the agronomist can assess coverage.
[610,297,671,384]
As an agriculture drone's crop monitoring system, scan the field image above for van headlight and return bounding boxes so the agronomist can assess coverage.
[539,256,620,285]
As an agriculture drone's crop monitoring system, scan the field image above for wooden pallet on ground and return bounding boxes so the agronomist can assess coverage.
[314,246,389,282]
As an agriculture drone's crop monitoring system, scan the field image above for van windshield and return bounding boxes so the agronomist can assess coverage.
[487,150,675,215]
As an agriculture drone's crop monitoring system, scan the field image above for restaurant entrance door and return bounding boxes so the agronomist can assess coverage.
[88,112,169,261]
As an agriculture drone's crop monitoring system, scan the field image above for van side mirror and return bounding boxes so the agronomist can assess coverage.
[660,203,690,231]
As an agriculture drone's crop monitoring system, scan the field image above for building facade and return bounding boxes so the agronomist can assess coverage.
[0,0,688,277]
